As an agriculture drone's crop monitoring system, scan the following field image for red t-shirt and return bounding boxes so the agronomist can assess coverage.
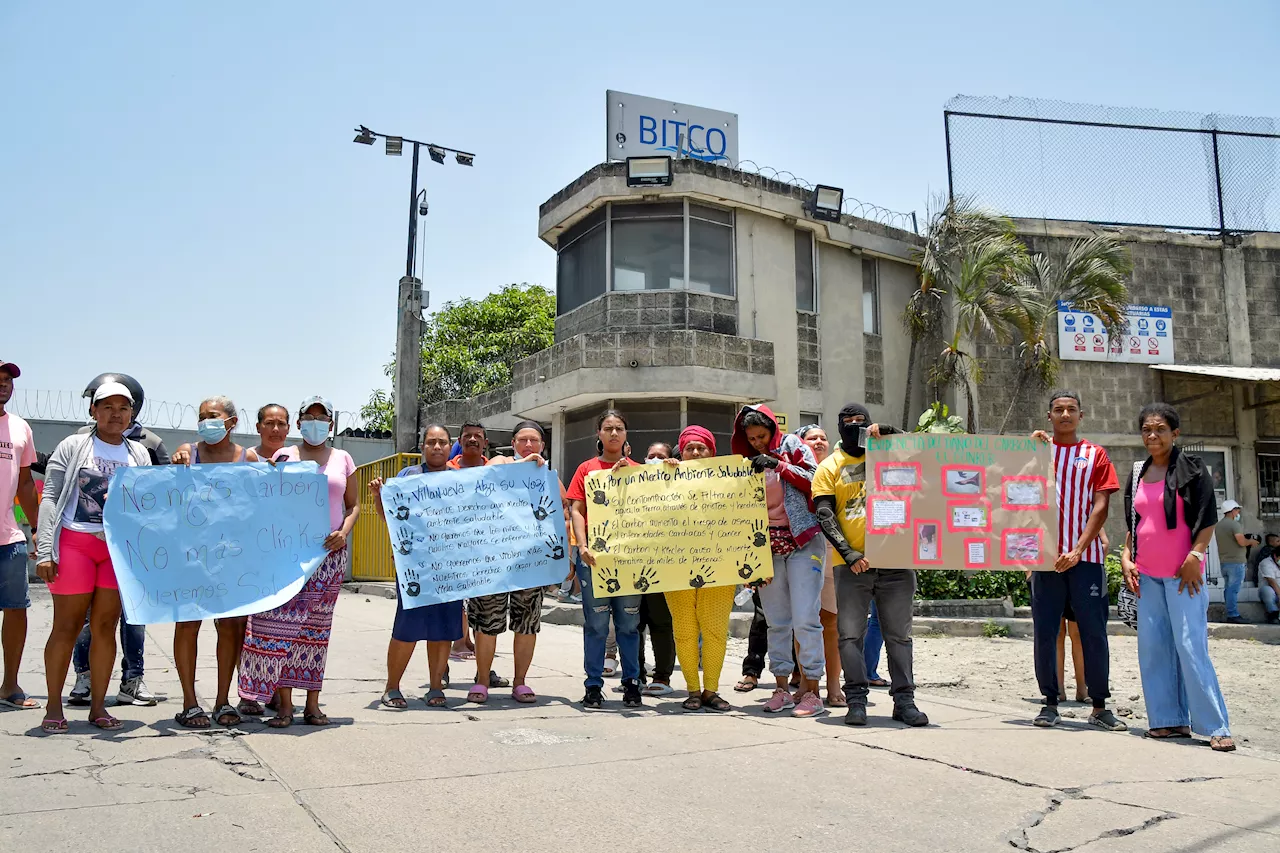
[447,455,490,469]
[566,457,639,526]
[1053,439,1119,562]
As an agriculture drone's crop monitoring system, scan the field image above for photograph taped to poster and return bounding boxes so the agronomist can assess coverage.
[865,433,1056,571]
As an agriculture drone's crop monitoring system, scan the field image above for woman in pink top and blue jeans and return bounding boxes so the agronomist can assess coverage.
[1121,403,1234,752]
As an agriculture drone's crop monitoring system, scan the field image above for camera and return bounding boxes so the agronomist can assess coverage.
[418,199,429,216]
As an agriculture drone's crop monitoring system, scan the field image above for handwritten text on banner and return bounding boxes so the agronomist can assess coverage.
[103,462,331,624]
[379,462,568,608]
[584,457,773,597]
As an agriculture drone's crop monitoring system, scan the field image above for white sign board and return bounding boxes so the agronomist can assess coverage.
[1057,302,1174,364]
[606,90,737,164]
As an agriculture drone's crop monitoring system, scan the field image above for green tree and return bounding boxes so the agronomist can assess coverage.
[361,283,555,430]
[996,235,1132,434]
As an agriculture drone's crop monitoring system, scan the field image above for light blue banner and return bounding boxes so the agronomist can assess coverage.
[379,461,568,607]
[103,462,330,624]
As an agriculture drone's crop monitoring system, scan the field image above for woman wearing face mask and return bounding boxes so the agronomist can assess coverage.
[252,403,291,463]
[732,405,827,718]
[661,426,737,712]
[36,381,152,733]
[169,397,260,728]
[237,396,358,728]
[368,424,461,709]
[1121,403,1233,752]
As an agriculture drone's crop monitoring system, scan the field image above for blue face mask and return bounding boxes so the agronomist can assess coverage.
[299,420,329,446]
[197,418,228,444]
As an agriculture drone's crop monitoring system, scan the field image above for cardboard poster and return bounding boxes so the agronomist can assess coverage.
[584,457,773,597]
[864,434,1056,571]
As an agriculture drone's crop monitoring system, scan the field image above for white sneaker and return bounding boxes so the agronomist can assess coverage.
[117,677,158,706]
[68,672,91,706]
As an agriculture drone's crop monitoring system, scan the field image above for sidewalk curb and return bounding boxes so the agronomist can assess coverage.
[341,583,1280,644]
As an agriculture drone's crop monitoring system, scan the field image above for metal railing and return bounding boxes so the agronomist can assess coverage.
[350,453,421,582]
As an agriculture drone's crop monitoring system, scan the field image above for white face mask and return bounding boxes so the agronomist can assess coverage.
[645,457,665,465]
[299,420,329,446]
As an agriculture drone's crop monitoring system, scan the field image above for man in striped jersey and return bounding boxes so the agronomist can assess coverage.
[1030,391,1126,731]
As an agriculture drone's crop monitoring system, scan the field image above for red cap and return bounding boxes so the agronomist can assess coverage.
[0,360,20,378]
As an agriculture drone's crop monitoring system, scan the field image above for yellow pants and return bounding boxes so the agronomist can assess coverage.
[664,585,736,695]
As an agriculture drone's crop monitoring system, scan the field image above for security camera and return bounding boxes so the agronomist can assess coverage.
[629,359,639,368]
[418,199,429,216]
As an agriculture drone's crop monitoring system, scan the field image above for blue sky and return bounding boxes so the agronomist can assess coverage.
[3,1,1277,431]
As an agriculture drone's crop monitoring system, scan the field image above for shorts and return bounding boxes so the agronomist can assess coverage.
[48,529,118,596]
[392,596,464,644]
[468,588,544,635]
[0,541,30,609]
[819,546,837,614]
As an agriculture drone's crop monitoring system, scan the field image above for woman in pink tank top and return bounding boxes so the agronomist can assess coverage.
[1121,403,1233,752]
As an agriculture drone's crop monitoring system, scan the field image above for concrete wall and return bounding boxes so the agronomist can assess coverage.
[736,209,801,421]
[816,243,864,426]
[554,291,738,342]
[1244,247,1280,368]
[877,258,922,427]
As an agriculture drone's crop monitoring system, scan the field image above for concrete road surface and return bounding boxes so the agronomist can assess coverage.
[3,588,1277,852]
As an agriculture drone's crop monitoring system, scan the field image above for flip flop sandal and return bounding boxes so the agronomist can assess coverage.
[512,685,537,704]
[303,712,330,726]
[869,678,891,688]
[1210,736,1236,752]
[467,684,489,704]
[682,696,703,712]
[1144,727,1192,739]
[237,700,265,716]
[213,704,242,727]
[488,671,510,688]
[380,690,408,710]
[91,715,123,731]
[702,693,732,712]
[0,692,39,710]
[449,650,476,662]
[643,682,674,696]
[734,677,758,693]
[267,714,294,729]
[603,659,620,677]
[175,706,211,729]
[41,718,69,733]
[424,689,448,708]
[827,693,848,708]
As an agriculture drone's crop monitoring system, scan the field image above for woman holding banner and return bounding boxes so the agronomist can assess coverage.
[568,409,641,711]
[369,423,462,709]
[238,396,358,728]
[662,426,735,712]
[169,397,260,729]
[36,381,152,733]
[732,405,827,719]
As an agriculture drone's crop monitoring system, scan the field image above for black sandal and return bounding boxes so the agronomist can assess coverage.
[175,706,211,729]
[702,692,731,712]
[267,714,294,729]
[303,711,330,726]
[682,695,703,712]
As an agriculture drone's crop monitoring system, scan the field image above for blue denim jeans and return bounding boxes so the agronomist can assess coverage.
[1261,582,1278,614]
[0,542,30,610]
[577,558,641,689]
[73,613,145,681]
[865,600,884,681]
[1137,573,1230,737]
[759,536,827,679]
[1221,562,1246,618]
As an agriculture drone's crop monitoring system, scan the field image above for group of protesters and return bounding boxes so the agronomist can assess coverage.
[0,358,1243,751]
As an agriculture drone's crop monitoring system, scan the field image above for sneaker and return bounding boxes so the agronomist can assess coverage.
[1088,709,1128,732]
[792,691,827,718]
[893,703,930,727]
[622,679,643,708]
[1225,615,1249,625]
[581,685,604,711]
[1266,612,1279,625]
[1033,706,1060,728]
[844,703,868,726]
[763,688,795,714]
[68,672,91,706]
[116,677,158,706]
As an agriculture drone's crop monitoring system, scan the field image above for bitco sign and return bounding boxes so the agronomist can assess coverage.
[606,90,738,164]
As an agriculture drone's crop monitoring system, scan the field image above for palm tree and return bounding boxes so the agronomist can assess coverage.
[927,233,1032,433]
[904,196,1018,429]
[995,235,1132,434]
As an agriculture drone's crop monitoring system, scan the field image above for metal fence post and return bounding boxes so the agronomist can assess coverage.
[944,111,955,201]
[1211,129,1226,236]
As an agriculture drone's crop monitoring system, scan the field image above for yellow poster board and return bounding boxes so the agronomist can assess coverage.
[584,456,773,597]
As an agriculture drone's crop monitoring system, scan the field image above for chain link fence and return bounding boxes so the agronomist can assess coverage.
[945,95,1280,234]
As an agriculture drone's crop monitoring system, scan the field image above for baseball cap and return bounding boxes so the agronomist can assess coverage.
[298,395,334,418]
[0,359,20,378]
[92,380,134,404]
[1222,500,1241,513]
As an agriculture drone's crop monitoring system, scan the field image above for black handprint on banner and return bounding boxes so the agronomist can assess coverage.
[752,485,766,503]
[600,565,621,594]
[396,525,415,555]
[395,505,411,521]
[532,495,554,521]
[591,488,609,506]
[750,519,767,548]
[738,560,760,580]
[689,565,714,589]
[634,566,657,592]
[544,534,565,561]
[589,521,610,554]
[404,567,421,598]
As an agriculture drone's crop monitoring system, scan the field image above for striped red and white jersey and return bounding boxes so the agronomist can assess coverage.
[1053,439,1119,562]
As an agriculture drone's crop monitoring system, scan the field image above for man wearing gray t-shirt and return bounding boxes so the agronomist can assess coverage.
[1214,501,1259,624]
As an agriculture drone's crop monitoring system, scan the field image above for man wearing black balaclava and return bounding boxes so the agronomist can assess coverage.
[811,402,928,727]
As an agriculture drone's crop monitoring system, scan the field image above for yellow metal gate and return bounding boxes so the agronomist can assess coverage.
[349,453,421,581]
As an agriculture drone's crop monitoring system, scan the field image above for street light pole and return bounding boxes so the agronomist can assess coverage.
[353,125,474,454]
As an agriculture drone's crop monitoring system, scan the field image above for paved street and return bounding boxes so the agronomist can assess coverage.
[3,587,1278,852]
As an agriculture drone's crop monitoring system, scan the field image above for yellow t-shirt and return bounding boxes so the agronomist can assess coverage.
[811,445,867,564]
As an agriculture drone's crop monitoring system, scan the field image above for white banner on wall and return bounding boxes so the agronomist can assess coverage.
[606,90,738,164]
[1057,302,1174,364]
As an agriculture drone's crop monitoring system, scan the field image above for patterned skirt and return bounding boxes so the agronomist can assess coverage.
[238,548,347,701]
